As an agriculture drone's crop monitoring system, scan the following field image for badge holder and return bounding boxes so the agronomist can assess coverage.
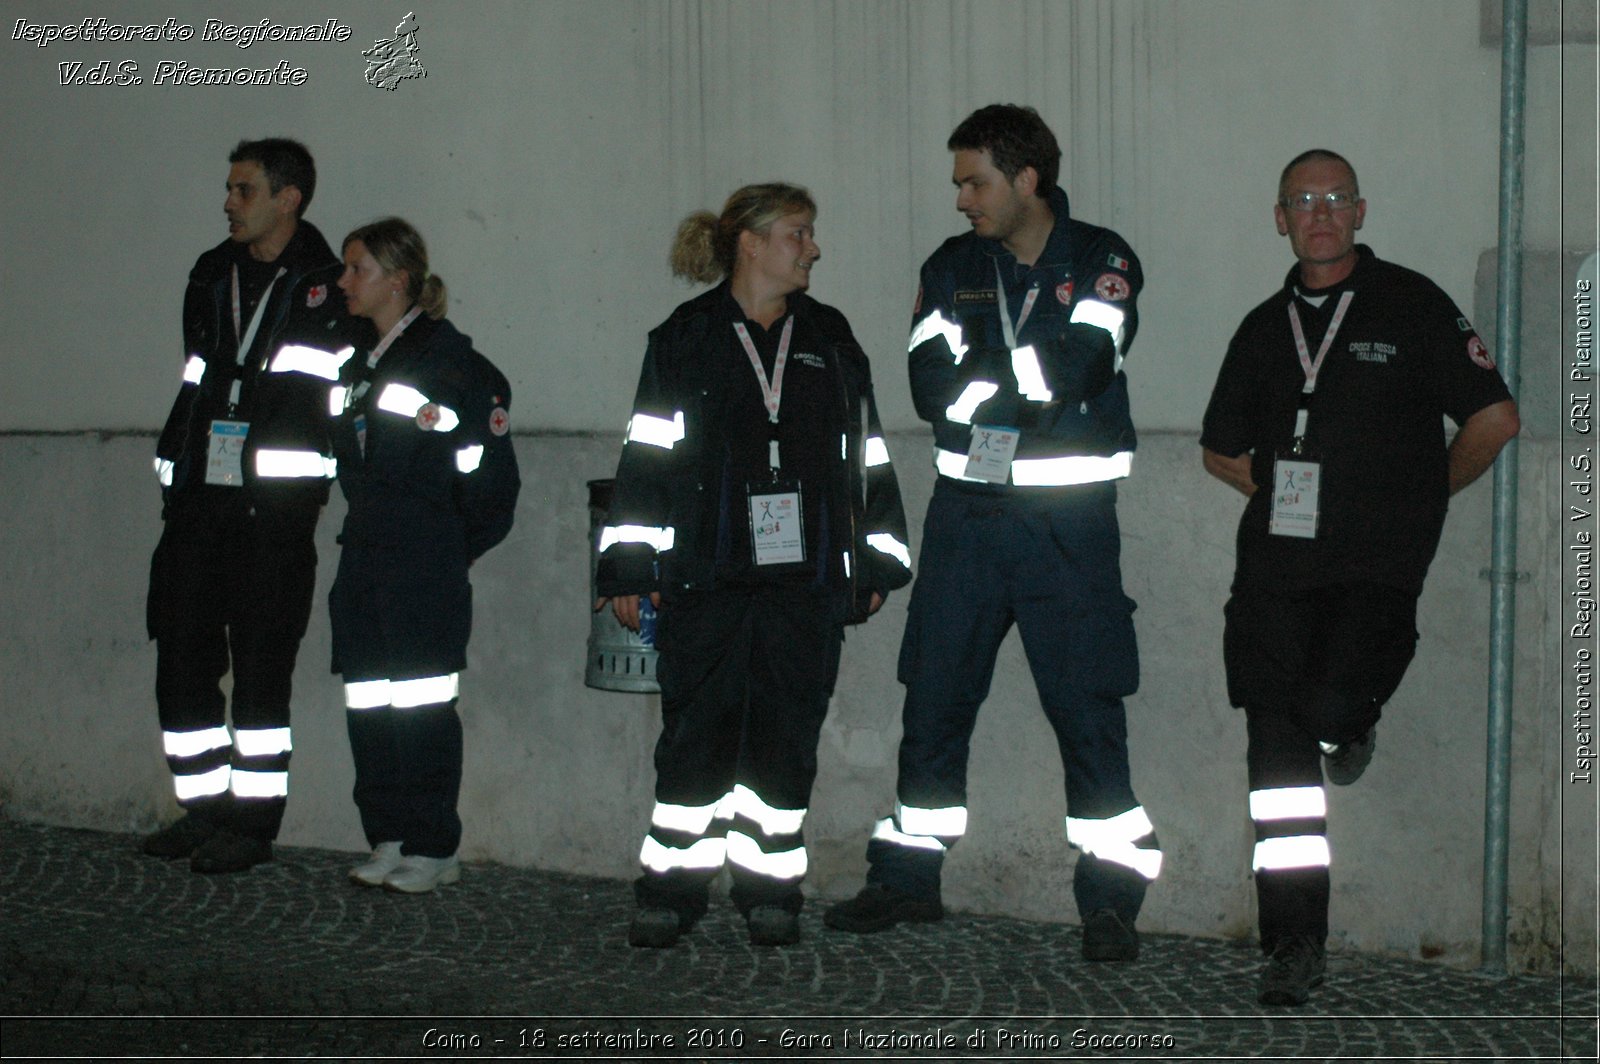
[205,420,249,486]
[1268,409,1320,539]
[964,424,1020,484]
[747,478,806,567]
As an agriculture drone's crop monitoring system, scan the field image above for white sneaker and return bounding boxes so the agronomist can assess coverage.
[348,842,404,887]
[383,854,461,894]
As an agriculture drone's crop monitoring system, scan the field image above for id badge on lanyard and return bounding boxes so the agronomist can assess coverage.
[748,479,805,565]
[1269,290,1353,540]
[734,316,806,564]
[205,420,249,485]
[965,424,1020,483]
[206,264,286,485]
[964,262,1037,484]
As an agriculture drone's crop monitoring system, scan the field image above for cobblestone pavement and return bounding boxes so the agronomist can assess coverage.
[2,819,1594,1060]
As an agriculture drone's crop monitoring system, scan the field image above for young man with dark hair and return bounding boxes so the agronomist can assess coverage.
[144,137,363,873]
[827,104,1161,962]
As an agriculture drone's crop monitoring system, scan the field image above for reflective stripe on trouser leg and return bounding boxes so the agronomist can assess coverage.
[345,679,464,857]
[1245,704,1331,951]
[230,727,292,824]
[161,725,233,804]
[863,801,966,899]
[634,791,732,920]
[724,783,809,911]
[1065,806,1163,881]
[639,792,733,876]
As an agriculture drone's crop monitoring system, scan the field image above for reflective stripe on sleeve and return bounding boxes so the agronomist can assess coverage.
[865,436,890,467]
[182,355,206,385]
[1252,835,1332,872]
[269,343,355,382]
[1009,344,1053,402]
[866,532,912,570]
[944,381,999,425]
[456,444,485,473]
[154,456,174,487]
[328,385,348,417]
[254,448,337,479]
[625,411,685,450]
[909,309,968,364]
[598,524,675,553]
[376,383,460,431]
[1068,299,1127,348]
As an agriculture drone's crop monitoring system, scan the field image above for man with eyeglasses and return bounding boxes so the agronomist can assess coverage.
[1199,149,1519,1005]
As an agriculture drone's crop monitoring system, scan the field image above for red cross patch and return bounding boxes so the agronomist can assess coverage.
[305,284,327,308]
[1467,336,1495,370]
[415,402,441,430]
[1094,273,1131,302]
[1056,280,1074,305]
[489,406,509,436]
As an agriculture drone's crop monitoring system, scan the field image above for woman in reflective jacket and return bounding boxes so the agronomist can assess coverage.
[329,217,520,894]
[596,184,912,948]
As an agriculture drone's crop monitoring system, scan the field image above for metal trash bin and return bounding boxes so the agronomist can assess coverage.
[585,478,659,693]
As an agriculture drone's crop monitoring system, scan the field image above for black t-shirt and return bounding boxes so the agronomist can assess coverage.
[1200,246,1512,595]
[716,302,841,585]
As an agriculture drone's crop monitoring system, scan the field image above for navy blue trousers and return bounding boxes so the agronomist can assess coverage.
[868,482,1152,920]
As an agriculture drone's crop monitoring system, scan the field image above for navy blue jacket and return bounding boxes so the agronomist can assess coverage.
[909,186,1142,492]
[597,283,912,615]
[154,221,364,515]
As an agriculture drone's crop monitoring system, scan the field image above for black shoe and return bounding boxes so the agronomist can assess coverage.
[142,812,220,859]
[1258,936,1326,1005]
[823,883,943,934]
[628,908,685,948]
[190,830,273,874]
[1081,908,1140,962]
[747,906,801,947]
[1324,728,1376,786]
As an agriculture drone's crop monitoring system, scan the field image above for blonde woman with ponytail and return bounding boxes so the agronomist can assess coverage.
[595,185,913,948]
[329,217,521,893]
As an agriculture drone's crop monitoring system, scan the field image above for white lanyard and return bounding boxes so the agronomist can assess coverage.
[231,264,286,367]
[351,305,424,406]
[994,261,1039,351]
[1286,290,1354,438]
[733,315,793,470]
[367,305,424,369]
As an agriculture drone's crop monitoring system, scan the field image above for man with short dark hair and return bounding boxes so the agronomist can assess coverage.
[1201,150,1519,1004]
[826,104,1161,962]
[144,137,362,873]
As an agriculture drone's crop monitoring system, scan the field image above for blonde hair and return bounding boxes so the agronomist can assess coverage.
[669,182,816,284]
[342,216,448,319]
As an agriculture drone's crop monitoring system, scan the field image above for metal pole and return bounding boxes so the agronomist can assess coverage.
[1482,0,1527,978]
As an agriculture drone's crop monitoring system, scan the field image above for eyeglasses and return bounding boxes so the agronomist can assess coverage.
[1281,191,1360,213]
